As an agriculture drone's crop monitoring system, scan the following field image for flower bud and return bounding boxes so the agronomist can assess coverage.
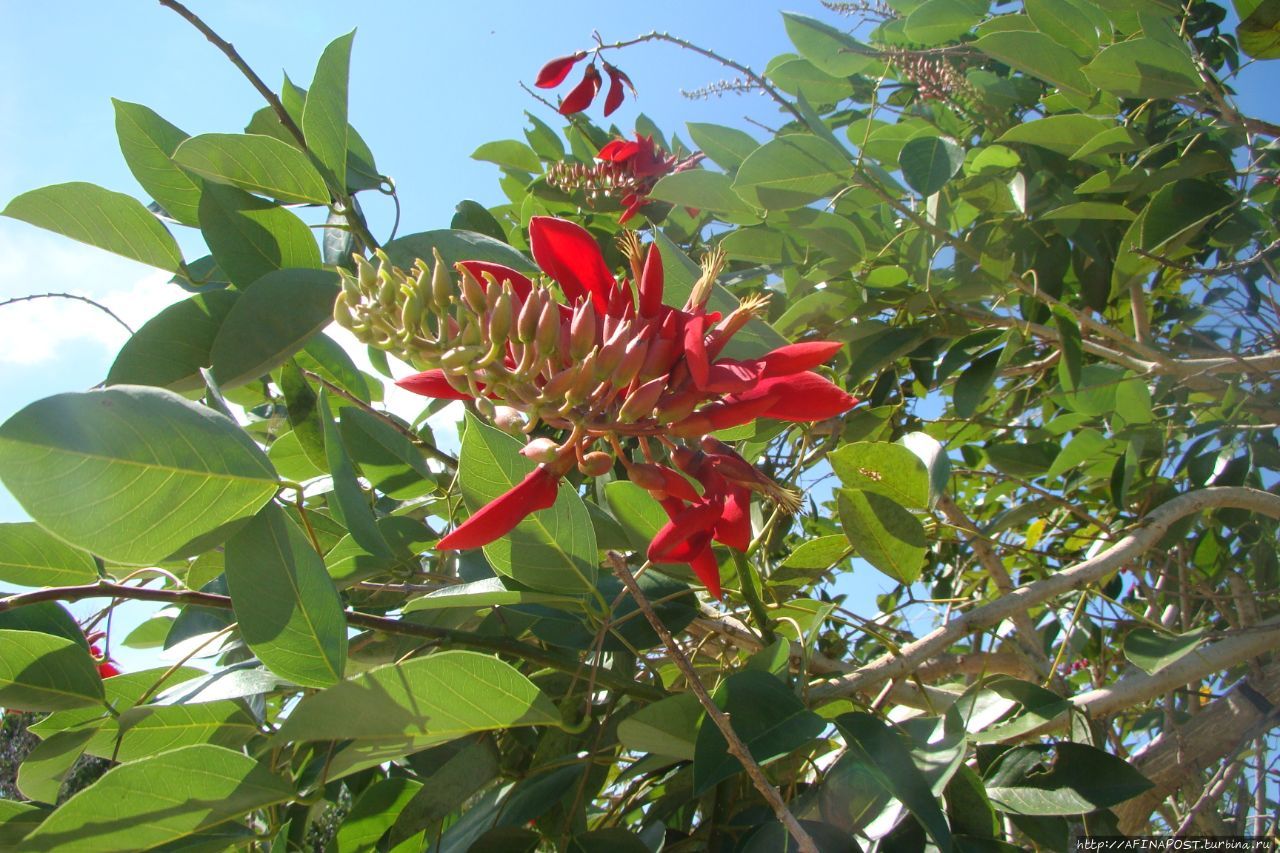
[431,249,452,308]
[540,365,577,400]
[441,345,484,369]
[521,437,561,464]
[536,300,561,355]
[569,299,596,361]
[517,288,544,343]
[628,463,667,492]
[460,267,487,314]
[565,349,598,405]
[493,405,527,436]
[618,376,667,423]
[488,288,514,343]
[613,330,651,389]
[578,451,613,477]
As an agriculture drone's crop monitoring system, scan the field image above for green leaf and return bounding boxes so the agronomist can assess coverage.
[974,30,1091,94]
[0,602,91,650]
[473,139,543,173]
[617,692,702,761]
[984,743,1153,815]
[0,522,98,587]
[106,290,239,391]
[780,535,852,570]
[2,182,184,272]
[402,578,579,612]
[224,502,347,688]
[1041,201,1136,220]
[905,0,985,44]
[954,348,1002,418]
[274,651,560,749]
[837,488,927,584]
[382,738,501,847]
[31,666,203,738]
[996,115,1113,157]
[650,170,759,216]
[451,199,508,243]
[0,387,278,565]
[900,431,951,508]
[0,801,47,849]
[899,136,965,197]
[1046,428,1110,480]
[340,406,436,497]
[209,268,338,389]
[17,727,97,804]
[1123,627,1206,675]
[197,183,320,287]
[732,134,853,210]
[22,745,294,852]
[1083,38,1202,98]
[86,700,260,762]
[1024,0,1101,55]
[766,56,856,105]
[604,480,670,550]
[458,414,597,593]
[693,670,825,793]
[835,712,953,850]
[172,133,330,204]
[383,229,537,274]
[334,777,423,852]
[830,442,930,509]
[112,99,203,226]
[1239,0,1280,59]
[0,629,104,711]
[319,389,392,557]
[686,123,760,171]
[303,30,355,192]
[782,12,874,75]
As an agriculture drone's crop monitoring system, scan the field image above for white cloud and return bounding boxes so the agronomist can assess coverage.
[0,230,183,366]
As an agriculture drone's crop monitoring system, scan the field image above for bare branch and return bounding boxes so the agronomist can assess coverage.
[0,292,133,334]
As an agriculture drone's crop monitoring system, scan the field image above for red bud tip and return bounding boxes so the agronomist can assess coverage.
[603,62,633,116]
[396,369,476,400]
[535,52,586,89]
[437,467,560,550]
[559,64,602,115]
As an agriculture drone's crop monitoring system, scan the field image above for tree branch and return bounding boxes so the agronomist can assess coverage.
[0,292,133,334]
[607,553,818,853]
[0,579,662,700]
[811,487,1280,701]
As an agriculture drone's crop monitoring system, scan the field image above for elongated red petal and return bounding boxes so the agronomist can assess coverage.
[535,52,586,89]
[669,393,781,437]
[683,315,711,389]
[529,216,615,312]
[396,369,475,400]
[603,63,627,116]
[690,545,723,600]
[759,341,844,377]
[559,64,601,115]
[97,660,122,678]
[437,467,560,550]
[458,261,533,301]
[648,498,723,563]
[714,484,752,552]
[598,139,640,162]
[639,244,664,317]
[701,360,765,394]
[748,371,858,422]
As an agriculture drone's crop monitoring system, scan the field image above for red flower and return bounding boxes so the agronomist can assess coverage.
[547,134,700,224]
[602,62,635,116]
[560,64,602,115]
[436,466,561,550]
[535,52,587,89]
[90,644,121,679]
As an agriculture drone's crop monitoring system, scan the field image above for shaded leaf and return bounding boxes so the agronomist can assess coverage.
[0,629,104,711]
[0,522,98,587]
[837,489,927,584]
[196,183,320,287]
[302,31,355,191]
[173,133,329,204]
[107,290,239,391]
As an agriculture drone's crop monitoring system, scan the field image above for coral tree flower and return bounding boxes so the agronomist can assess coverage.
[340,216,858,598]
[535,52,587,89]
[547,133,702,224]
[536,52,636,116]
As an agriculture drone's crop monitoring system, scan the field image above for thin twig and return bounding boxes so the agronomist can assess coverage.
[0,292,133,334]
[606,552,818,853]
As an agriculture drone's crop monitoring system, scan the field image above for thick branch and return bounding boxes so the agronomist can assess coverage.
[0,580,661,700]
[811,487,1280,701]
[608,554,817,853]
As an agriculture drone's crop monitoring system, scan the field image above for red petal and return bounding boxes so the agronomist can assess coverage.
[759,341,844,377]
[648,498,723,563]
[437,467,560,550]
[669,393,781,437]
[639,243,664,318]
[747,372,858,421]
[458,261,533,301]
[701,360,765,394]
[683,315,711,389]
[598,139,640,162]
[603,64,627,116]
[396,369,475,400]
[559,64,601,115]
[690,545,723,599]
[714,485,752,552]
[529,216,615,312]
[535,52,586,89]
[97,661,122,678]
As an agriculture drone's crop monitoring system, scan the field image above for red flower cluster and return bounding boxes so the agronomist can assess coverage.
[91,643,121,679]
[392,217,858,598]
[536,52,635,116]
[547,133,702,224]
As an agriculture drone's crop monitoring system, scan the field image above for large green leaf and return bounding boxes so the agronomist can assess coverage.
[693,669,825,793]
[837,488,927,584]
[732,134,853,210]
[208,268,338,388]
[21,745,294,852]
[1238,0,1280,59]
[686,123,760,171]
[1123,627,1205,675]
[274,651,560,749]
[0,602,91,650]
[899,136,964,197]
[650,170,760,216]
[224,502,347,688]
[319,389,391,557]
[995,115,1113,157]
[984,743,1153,815]
[382,229,537,273]
[1083,38,1202,99]
[83,700,260,762]
[106,290,239,391]
[458,414,597,593]
[0,629,104,711]
[604,480,670,551]
[974,31,1091,95]
[0,522,98,587]
[334,777,424,852]
[0,387,278,565]
[172,133,329,204]
[782,12,874,75]
[112,99,203,226]
[617,691,702,760]
[905,0,985,44]
[303,31,355,191]
[830,442,930,509]
[196,183,320,287]
[473,139,543,173]
[17,727,97,804]
[2,182,184,272]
